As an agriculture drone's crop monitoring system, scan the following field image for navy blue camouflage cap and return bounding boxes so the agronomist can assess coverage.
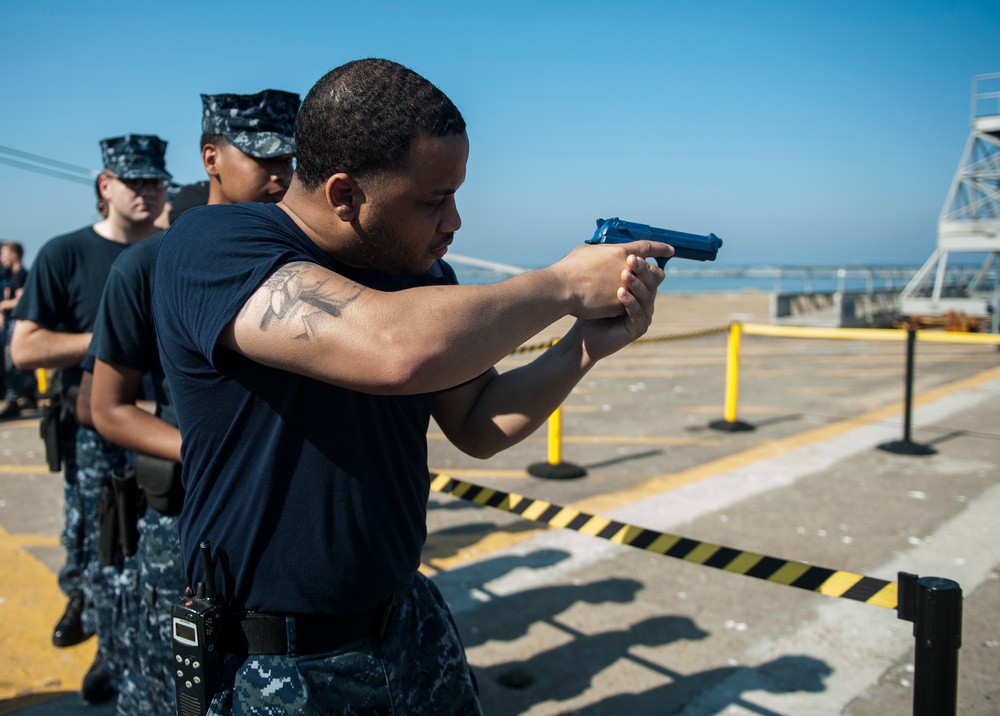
[165,182,183,204]
[201,89,300,159]
[99,134,172,180]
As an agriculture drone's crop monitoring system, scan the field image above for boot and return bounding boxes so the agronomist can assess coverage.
[80,651,116,705]
[52,591,89,647]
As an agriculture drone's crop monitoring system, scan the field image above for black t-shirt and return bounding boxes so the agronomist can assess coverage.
[2,266,27,320]
[153,203,458,615]
[12,226,131,390]
[90,233,174,426]
[7,266,27,293]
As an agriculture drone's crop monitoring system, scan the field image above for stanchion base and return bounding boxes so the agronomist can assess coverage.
[527,462,587,480]
[708,418,756,432]
[876,440,937,456]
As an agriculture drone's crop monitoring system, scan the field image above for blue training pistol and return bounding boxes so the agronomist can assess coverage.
[586,217,723,268]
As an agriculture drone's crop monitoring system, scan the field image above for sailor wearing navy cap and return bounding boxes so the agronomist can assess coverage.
[11,132,171,704]
[200,89,299,205]
[87,89,298,716]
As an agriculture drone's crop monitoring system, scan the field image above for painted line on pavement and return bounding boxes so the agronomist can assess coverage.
[0,523,96,700]
[0,464,51,475]
[12,534,61,548]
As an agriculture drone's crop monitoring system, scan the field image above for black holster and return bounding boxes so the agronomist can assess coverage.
[112,467,144,558]
[39,386,77,473]
[134,454,184,515]
[39,401,63,472]
[97,484,118,567]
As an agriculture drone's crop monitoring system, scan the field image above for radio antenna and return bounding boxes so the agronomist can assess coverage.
[199,540,218,603]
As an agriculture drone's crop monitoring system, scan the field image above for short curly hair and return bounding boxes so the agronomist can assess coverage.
[294,58,466,189]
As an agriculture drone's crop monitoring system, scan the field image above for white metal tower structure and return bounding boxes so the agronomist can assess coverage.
[899,73,1000,324]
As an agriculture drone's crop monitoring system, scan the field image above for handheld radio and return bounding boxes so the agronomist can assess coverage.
[171,541,223,716]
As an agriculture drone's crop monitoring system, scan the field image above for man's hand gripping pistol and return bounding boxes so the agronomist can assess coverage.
[586,217,723,268]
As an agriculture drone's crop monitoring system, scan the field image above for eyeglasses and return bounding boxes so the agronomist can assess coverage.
[109,175,166,192]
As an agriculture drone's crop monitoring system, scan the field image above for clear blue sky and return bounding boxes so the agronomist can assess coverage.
[1,0,998,269]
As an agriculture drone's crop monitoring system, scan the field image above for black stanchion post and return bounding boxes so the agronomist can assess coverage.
[897,572,963,716]
[877,326,936,456]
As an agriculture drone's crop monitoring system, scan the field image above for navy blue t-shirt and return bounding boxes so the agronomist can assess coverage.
[7,266,28,294]
[12,226,131,390]
[2,266,27,320]
[153,203,457,615]
[90,232,175,426]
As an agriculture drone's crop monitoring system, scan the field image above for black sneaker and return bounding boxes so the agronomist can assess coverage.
[81,651,116,705]
[52,591,90,647]
[0,401,20,420]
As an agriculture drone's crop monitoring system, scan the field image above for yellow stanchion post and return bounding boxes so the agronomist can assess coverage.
[527,404,586,479]
[525,338,586,479]
[35,368,48,396]
[709,322,755,432]
[548,406,562,464]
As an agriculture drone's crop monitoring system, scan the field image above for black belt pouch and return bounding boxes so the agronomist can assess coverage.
[134,454,184,516]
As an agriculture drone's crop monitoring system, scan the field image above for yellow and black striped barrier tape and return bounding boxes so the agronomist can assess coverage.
[430,473,898,610]
[634,325,729,344]
[509,338,559,355]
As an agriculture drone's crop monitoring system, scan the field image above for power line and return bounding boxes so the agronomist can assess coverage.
[0,144,96,177]
[0,156,95,186]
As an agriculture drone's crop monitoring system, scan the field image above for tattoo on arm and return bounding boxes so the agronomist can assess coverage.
[258,265,363,339]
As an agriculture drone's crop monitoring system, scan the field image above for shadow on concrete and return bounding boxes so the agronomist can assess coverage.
[479,614,708,711]
[0,691,114,716]
[750,413,805,430]
[684,413,803,433]
[564,654,832,716]
[583,449,664,471]
[925,429,969,447]
[434,549,575,613]
[462,576,645,649]
[422,521,546,564]
[427,496,488,512]
[440,548,834,716]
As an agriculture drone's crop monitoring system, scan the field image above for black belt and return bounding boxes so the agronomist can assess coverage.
[224,595,402,656]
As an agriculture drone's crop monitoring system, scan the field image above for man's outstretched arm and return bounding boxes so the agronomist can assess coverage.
[220,242,672,396]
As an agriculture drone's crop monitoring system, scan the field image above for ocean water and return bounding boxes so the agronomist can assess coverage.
[658,275,892,294]
[451,265,931,294]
